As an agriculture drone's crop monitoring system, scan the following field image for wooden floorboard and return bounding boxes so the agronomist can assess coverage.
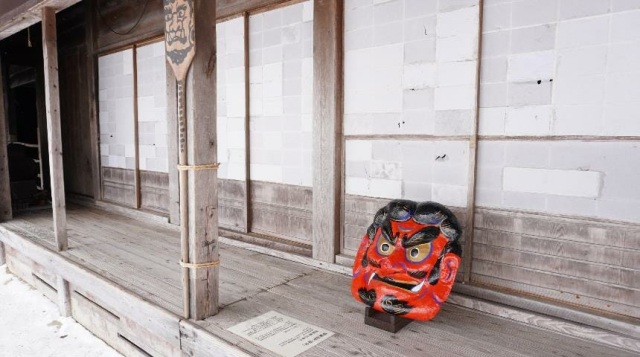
[2,207,638,357]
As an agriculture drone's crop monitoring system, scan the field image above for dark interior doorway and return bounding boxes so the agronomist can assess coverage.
[2,26,50,212]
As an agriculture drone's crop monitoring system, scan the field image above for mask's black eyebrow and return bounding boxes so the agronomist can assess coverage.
[402,226,440,248]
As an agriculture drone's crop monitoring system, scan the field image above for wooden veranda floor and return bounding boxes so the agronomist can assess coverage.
[1,205,637,357]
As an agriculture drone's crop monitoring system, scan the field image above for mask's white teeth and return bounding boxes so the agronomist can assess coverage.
[368,273,376,285]
[411,281,425,293]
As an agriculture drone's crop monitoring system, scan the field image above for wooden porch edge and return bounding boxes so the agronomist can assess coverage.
[453,284,640,341]
[447,293,640,353]
[0,223,251,357]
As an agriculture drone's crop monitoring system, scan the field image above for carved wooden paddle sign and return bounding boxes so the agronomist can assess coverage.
[164,0,195,319]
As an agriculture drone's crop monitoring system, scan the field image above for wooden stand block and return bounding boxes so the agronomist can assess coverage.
[364,307,412,333]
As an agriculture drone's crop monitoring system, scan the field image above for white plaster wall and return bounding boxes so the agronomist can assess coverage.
[98,49,135,170]
[346,139,469,206]
[478,1,640,223]
[217,17,247,181]
[248,1,314,187]
[343,0,480,207]
[136,41,168,173]
[480,1,640,136]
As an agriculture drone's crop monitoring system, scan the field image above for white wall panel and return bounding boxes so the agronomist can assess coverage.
[248,1,313,187]
[136,41,168,173]
[98,49,135,170]
[217,17,247,181]
[343,0,480,206]
[478,1,640,223]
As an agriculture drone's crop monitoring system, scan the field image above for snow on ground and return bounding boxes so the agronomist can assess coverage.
[0,265,123,357]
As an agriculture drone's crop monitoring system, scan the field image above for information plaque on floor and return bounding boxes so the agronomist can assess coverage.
[227,311,334,357]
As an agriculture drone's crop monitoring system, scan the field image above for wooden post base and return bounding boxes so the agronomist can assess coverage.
[364,307,412,333]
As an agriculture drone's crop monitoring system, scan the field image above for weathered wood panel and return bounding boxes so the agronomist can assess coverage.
[472,208,640,319]
[312,0,343,263]
[218,178,246,231]
[179,320,252,357]
[140,170,169,214]
[58,31,94,197]
[217,0,295,20]
[94,0,164,53]
[0,0,81,41]
[101,166,136,207]
[70,290,151,357]
[250,180,312,243]
[101,167,169,214]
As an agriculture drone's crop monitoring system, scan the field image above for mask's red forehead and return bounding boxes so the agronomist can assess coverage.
[390,219,424,239]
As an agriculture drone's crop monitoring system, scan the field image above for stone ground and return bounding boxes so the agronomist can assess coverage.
[0,265,122,357]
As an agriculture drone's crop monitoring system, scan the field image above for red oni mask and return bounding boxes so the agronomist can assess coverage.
[351,200,462,321]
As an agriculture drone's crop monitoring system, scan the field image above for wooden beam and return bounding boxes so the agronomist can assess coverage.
[86,0,101,201]
[132,46,141,208]
[463,1,485,283]
[0,55,12,222]
[242,13,251,233]
[42,6,67,251]
[185,0,219,319]
[217,0,293,21]
[312,0,343,263]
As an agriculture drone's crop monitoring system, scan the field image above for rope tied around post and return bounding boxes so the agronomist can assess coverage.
[180,259,220,269]
[176,163,220,171]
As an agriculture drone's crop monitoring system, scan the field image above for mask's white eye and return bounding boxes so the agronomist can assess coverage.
[405,243,432,263]
[376,233,395,256]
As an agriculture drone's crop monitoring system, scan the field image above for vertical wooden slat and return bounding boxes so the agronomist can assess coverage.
[56,275,71,316]
[243,12,251,233]
[0,242,5,266]
[35,40,50,194]
[132,46,141,208]
[0,55,11,222]
[463,0,485,283]
[185,0,219,319]
[42,7,67,251]
[312,0,343,263]
[167,66,180,224]
[86,0,102,201]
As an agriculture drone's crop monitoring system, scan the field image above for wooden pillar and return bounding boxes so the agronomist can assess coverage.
[42,7,67,251]
[185,0,219,319]
[0,55,11,222]
[312,0,343,263]
[42,7,71,317]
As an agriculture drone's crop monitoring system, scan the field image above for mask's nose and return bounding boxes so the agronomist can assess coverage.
[379,248,407,274]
